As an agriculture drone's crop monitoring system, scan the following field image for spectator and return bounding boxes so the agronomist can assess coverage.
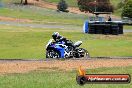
[108,16,112,21]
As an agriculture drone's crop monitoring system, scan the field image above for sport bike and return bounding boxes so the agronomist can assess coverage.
[46,39,90,59]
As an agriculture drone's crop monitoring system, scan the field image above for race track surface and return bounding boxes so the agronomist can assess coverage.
[0,58,132,74]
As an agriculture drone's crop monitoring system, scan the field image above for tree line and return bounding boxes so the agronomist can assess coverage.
[20,0,39,5]
[20,0,131,18]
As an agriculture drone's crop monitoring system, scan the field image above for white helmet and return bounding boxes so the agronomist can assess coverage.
[52,32,60,39]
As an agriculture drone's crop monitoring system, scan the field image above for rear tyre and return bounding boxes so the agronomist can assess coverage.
[74,48,90,59]
[46,50,60,59]
[82,49,90,59]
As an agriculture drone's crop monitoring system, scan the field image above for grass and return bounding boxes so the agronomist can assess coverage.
[0,0,131,59]
[124,26,132,30]
[0,24,132,59]
[110,0,121,9]
[1,0,128,22]
[2,0,131,23]
[0,6,87,26]
[0,66,131,88]
[113,8,122,16]
[2,0,126,18]
[43,0,78,7]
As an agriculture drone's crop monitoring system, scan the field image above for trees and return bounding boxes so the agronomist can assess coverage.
[20,0,28,5]
[122,0,132,18]
[77,0,113,13]
[57,0,69,12]
[20,0,39,5]
[117,0,128,9]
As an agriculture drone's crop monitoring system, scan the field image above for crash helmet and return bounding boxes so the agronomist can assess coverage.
[52,32,60,40]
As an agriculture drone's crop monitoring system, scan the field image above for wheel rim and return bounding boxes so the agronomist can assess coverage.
[52,51,59,58]
[83,49,90,59]
[47,50,59,59]
[77,48,90,58]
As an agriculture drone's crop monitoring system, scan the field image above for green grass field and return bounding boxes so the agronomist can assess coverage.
[2,0,127,18]
[124,26,132,30]
[0,24,132,59]
[0,1,131,88]
[0,7,87,26]
[0,6,131,29]
[0,0,131,59]
[0,66,131,88]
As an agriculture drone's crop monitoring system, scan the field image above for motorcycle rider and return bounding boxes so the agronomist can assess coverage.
[52,32,75,48]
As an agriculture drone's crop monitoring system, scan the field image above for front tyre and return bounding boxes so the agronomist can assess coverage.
[46,50,60,59]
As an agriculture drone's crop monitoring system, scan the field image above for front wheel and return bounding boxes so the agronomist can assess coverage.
[46,50,60,59]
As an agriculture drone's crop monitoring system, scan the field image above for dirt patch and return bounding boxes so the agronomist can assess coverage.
[28,0,86,15]
[0,16,32,22]
[0,59,132,74]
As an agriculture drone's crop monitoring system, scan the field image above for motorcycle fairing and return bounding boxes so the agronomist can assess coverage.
[54,44,65,58]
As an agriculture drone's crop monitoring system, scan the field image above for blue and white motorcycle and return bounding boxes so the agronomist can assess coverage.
[46,39,90,59]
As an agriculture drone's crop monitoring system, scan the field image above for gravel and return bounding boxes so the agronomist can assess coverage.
[0,58,132,74]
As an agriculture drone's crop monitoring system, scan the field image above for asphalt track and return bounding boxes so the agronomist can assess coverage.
[0,21,132,32]
[0,21,82,30]
[0,57,131,62]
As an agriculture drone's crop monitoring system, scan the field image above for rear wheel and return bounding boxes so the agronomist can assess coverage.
[46,50,60,59]
[74,48,90,59]
[82,49,90,59]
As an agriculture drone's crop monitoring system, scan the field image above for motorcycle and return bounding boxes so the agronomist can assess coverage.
[45,39,90,59]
